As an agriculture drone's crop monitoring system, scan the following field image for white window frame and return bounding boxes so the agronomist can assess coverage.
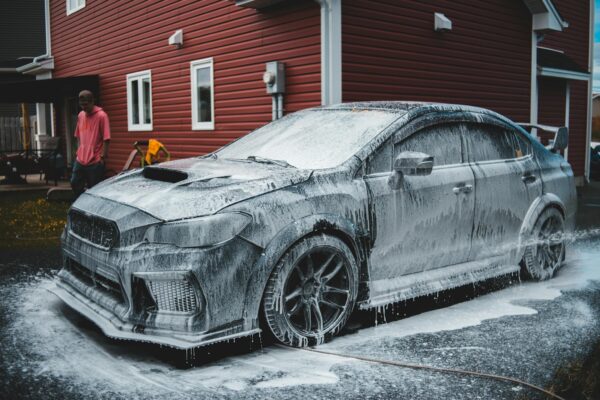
[126,70,153,132]
[66,0,85,15]
[190,58,215,130]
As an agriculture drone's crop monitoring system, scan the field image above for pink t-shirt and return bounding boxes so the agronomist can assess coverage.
[74,106,111,165]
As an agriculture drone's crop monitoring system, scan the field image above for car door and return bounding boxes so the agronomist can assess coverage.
[364,119,475,285]
[464,121,542,262]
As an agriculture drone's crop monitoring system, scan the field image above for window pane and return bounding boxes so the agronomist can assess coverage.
[465,124,515,162]
[367,139,392,174]
[142,78,151,124]
[395,123,462,166]
[131,80,139,124]
[196,67,212,122]
[511,131,531,158]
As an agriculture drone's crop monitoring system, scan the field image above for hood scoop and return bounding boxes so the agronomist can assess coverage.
[142,167,188,183]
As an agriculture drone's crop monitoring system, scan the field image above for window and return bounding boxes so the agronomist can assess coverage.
[66,0,85,15]
[394,123,463,166]
[366,139,392,175]
[191,58,214,130]
[510,131,532,158]
[127,70,153,131]
[464,123,516,162]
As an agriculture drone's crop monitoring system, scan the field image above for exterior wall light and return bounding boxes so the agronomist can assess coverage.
[434,13,452,32]
[168,30,183,49]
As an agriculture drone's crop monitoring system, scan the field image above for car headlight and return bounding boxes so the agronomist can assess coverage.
[143,213,251,248]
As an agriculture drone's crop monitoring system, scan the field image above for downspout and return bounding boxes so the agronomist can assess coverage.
[584,0,594,182]
[30,0,52,67]
[530,30,539,138]
[40,0,51,62]
[564,81,570,161]
[315,0,341,105]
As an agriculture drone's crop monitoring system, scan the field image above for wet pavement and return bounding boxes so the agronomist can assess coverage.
[1,186,599,399]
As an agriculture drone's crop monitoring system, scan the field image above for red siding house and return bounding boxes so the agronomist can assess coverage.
[9,0,594,184]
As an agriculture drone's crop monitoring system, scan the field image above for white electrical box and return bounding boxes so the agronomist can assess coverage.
[264,61,285,94]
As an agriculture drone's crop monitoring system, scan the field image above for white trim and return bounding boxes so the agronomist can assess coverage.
[538,46,564,54]
[538,67,591,81]
[66,0,85,15]
[45,0,51,55]
[585,0,594,181]
[564,82,570,161]
[316,0,341,105]
[190,57,215,131]
[524,0,568,31]
[16,57,54,75]
[0,68,17,73]
[66,0,85,16]
[543,0,568,28]
[530,31,539,138]
[126,70,153,132]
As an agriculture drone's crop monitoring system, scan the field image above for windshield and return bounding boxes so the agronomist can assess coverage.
[216,110,398,169]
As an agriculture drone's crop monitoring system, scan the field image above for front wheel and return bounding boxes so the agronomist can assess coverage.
[262,235,359,347]
[521,208,565,281]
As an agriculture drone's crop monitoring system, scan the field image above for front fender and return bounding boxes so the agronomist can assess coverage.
[241,214,363,328]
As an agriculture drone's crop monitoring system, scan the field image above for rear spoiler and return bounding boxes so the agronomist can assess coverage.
[516,123,568,153]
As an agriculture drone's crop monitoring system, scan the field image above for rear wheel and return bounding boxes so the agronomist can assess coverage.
[262,235,358,347]
[522,208,565,281]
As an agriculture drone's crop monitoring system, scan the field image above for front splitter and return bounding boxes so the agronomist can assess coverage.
[49,280,261,350]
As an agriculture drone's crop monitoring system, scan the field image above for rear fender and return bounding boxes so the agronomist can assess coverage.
[518,194,566,258]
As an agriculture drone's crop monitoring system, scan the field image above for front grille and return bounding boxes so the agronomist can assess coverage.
[146,279,198,313]
[67,259,124,304]
[69,210,119,248]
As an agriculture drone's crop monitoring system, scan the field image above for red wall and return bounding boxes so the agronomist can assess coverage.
[341,0,532,123]
[50,0,321,171]
[341,0,591,178]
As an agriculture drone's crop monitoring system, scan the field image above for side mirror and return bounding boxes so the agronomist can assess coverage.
[393,151,434,176]
[548,127,568,153]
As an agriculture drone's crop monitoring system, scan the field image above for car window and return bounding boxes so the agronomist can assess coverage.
[394,123,463,166]
[510,130,532,158]
[366,139,392,174]
[464,123,515,162]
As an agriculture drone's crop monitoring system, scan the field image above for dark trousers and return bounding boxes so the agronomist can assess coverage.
[71,161,105,198]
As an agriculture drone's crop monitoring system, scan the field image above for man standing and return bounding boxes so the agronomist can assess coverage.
[71,90,110,198]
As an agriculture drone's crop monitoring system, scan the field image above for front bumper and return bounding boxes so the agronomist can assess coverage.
[51,278,260,349]
[55,228,263,349]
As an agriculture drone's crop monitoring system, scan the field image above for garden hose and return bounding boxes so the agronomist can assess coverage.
[291,346,565,400]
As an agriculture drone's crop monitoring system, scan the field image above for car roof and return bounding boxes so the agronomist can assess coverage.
[314,101,502,117]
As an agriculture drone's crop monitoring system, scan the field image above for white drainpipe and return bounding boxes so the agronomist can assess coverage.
[315,0,342,105]
[530,30,539,139]
[584,0,594,182]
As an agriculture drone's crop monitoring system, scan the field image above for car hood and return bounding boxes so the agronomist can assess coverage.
[82,158,312,221]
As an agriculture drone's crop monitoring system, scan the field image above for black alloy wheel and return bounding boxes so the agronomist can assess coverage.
[263,235,358,347]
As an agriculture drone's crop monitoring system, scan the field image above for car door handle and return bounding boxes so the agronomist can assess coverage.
[522,174,537,184]
[453,184,473,194]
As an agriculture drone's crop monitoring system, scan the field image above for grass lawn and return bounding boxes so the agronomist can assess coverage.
[0,191,70,250]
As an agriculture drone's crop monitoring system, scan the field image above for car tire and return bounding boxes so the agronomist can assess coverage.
[521,208,565,281]
[262,234,359,347]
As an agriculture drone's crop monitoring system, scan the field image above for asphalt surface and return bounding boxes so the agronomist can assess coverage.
[1,186,599,400]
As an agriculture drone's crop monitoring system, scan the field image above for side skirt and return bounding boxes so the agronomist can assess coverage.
[359,256,520,310]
